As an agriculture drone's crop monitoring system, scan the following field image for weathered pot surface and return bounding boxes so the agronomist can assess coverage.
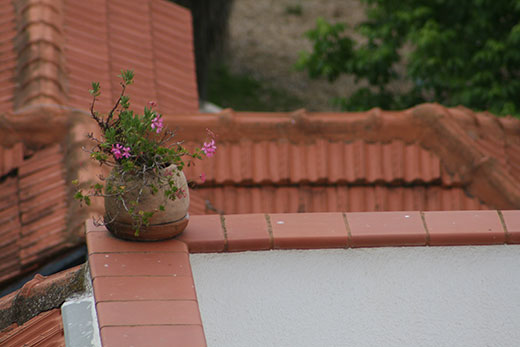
[104,164,189,241]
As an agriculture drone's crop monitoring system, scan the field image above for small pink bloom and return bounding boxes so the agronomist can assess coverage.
[151,114,163,134]
[111,143,123,160]
[148,101,157,108]
[200,172,206,183]
[122,146,131,158]
[201,139,217,157]
[175,188,186,199]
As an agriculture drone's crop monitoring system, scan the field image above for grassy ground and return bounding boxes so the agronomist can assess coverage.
[207,64,303,112]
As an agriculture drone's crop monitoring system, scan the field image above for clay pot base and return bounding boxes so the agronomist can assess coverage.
[105,214,189,241]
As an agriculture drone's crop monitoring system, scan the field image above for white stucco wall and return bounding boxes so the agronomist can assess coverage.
[190,246,520,347]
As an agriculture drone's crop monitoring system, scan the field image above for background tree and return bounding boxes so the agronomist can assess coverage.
[172,0,234,101]
[296,0,520,117]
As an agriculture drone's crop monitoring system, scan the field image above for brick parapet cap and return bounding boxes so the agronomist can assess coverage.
[86,210,520,255]
[86,211,520,346]
[174,210,520,252]
[85,221,206,347]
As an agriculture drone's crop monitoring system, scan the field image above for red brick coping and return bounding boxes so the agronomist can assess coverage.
[86,210,520,346]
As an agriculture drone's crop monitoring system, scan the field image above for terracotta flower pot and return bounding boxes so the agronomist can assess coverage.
[104,164,189,241]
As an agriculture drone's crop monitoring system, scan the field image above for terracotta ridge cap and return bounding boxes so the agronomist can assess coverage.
[13,0,66,110]
[0,264,87,331]
[15,0,61,16]
[165,103,520,142]
[408,104,520,208]
[0,106,92,148]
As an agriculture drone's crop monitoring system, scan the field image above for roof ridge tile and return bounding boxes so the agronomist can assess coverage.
[0,264,85,330]
[13,0,66,109]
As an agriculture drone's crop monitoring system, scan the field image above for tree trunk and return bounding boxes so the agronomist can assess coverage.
[171,0,234,101]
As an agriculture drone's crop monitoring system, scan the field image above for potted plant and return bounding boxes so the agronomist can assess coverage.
[73,70,216,241]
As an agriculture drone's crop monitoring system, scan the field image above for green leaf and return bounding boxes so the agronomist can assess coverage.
[89,82,101,97]
[118,70,134,85]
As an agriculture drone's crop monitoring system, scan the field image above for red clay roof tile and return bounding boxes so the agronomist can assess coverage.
[0,143,23,176]
[189,185,489,216]
[0,142,81,287]
[63,0,198,114]
[0,0,16,114]
[0,308,64,347]
[0,265,85,331]
[0,265,87,346]
[186,139,449,185]
[173,104,520,214]
[2,1,520,343]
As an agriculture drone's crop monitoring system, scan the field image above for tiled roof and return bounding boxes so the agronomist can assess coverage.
[86,211,520,346]
[0,0,16,114]
[0,264,85,344]
[0,308,64,347]
[5,0,197,113]
[185,139,454,185]
[0,142,83,286]
[188,185,488,215]
[63,0,198,113]
[167,105,520,214]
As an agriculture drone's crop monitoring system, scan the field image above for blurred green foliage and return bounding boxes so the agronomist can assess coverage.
[296,0,520,117]
[208,65,303,111]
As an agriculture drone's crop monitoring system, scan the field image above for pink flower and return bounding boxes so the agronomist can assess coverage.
[111,143,123,160]
[122,146,131,158]
[201,139,217,157]
[200,172,206,183]
[148,101,157,108]
[151,114,163,134]
[175,188,186,199]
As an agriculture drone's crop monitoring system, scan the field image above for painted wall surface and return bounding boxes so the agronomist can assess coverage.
[190,246,520,347]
